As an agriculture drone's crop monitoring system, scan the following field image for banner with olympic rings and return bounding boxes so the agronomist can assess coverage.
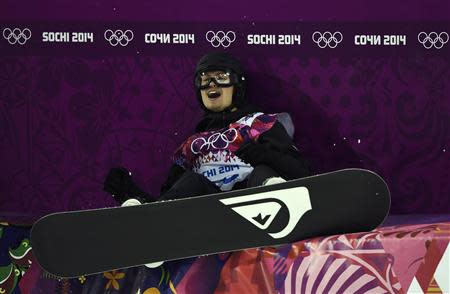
[0,22,448,56]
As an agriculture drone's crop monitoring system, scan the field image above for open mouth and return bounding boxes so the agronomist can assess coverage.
[207,89,221,99]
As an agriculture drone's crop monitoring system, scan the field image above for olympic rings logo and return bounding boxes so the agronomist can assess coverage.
[191,128,238,154]
[104,29,134,46]
[206,31,236,48]
[417,32,448,49]
[2,28,32,45]
[312,31,343,48]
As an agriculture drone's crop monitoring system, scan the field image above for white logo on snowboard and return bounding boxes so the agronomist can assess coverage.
[220,186,311,239]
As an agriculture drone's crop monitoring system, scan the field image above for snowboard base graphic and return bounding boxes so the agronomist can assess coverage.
[31,168,390,278]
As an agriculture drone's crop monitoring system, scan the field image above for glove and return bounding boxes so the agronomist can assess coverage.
[103,167,151,204]
[103,167,133,203]
[235,142,275,166]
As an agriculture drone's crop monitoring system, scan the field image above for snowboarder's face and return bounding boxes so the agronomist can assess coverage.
[199,71,234,112]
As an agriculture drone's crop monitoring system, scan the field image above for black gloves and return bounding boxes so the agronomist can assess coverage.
[103,167,152,204]
[235,141,275,166]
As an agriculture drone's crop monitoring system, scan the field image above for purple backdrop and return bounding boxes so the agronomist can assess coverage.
[0,2,449,223]
[1,0,450,21]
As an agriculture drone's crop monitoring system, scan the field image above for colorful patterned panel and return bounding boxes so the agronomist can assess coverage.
[214,221,450,294]
[1,218,448,293]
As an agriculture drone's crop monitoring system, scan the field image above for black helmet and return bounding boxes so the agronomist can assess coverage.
[194,52,246,112]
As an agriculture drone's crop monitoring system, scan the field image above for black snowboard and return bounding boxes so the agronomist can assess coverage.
[31,168,390,278]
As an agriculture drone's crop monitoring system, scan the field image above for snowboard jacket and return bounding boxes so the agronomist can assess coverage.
[160,104,310,194]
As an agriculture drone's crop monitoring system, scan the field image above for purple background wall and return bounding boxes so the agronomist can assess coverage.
[1,1,449,223]
[1,0,450,21]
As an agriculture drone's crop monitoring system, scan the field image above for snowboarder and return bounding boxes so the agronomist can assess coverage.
[30,54,391,275]
[103,52,311,205]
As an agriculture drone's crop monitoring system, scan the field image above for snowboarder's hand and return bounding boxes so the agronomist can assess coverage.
[103,167,133,203]
[235,142,272,166]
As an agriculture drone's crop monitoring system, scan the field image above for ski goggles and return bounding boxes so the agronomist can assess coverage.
[194,71,240,90]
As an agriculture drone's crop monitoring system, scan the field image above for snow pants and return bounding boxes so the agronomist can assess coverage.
[159,165,280,201]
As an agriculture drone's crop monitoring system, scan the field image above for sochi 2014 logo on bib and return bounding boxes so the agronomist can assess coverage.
[220,186,311,239]
[191,128,238,154]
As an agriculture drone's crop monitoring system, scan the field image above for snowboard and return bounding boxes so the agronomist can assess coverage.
[31,168,390,278]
